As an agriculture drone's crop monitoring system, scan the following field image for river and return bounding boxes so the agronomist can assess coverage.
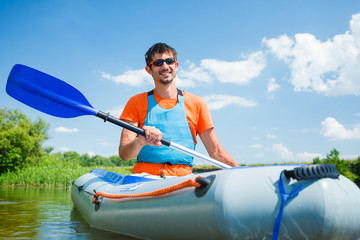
[2,186,359,239]
[0,187,138,239]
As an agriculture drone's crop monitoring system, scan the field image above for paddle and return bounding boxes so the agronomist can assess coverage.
[6,64,232,169]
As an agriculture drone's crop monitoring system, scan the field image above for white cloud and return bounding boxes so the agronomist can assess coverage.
[100,51,266,88]
[101,69,153,87]
[106,105,124,118]
[201,51,266,85]
[249,144,263,149]
[296,152,322,162]
[87,151,96,157]
[272,143,294,159]
[263,13,360,96]
[203,94,257,110]
[55,126,78,133]
[267,78,281,93]
[59,147,70,152]
[321,117,360,140]
[272,143,321,162]
[263,34,295,61]
[176,62,212,87]
[266,134,277,139]
[342,154,360,160]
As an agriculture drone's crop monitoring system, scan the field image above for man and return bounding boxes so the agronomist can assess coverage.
[119,43,238,177]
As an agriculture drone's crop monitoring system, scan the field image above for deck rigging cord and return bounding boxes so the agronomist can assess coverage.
[92,176,207,204]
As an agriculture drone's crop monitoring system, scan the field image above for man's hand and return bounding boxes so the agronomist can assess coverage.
[139,125,163,147]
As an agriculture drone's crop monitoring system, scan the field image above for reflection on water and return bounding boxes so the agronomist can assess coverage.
[0,187,139,239]
[70,205,139,239]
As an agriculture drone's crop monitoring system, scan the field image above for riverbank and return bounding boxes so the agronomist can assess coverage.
[0,165,133,188]
[1,149,359,188]
[0,165,215,188]
[0,165,224,188]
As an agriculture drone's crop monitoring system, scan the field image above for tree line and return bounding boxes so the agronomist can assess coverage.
[0,107,135,175]
[48,151,137,167]
[313,149,360,186]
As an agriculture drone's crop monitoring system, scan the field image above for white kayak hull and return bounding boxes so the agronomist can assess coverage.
[71,165,360,240]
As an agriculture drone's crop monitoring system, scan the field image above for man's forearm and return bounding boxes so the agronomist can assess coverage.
[119,137,144,161]
[210,148,239,167]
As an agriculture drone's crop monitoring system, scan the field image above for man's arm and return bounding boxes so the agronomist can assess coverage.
[118,122,162,161]
[199,128,239,167]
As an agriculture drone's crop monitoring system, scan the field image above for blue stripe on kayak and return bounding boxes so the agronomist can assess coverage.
[90,165,306,185]
[90,169,155,185]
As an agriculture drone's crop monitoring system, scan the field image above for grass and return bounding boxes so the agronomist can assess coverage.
[1,152,359,188]
[0,165,133,188]
[1,164,226,188]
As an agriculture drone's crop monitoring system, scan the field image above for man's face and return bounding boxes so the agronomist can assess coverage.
[146,52,179,85]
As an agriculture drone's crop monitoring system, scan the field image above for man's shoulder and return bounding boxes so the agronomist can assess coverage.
[182,90,205,103]
[128,92,148,102]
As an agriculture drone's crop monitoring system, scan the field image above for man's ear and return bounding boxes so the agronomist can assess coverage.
[145,65,152,75]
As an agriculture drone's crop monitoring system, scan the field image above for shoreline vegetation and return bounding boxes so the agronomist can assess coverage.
[1,108,359,188]
[0,149,359,188]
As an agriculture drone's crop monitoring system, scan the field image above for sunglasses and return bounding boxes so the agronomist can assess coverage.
[149,58,176,66]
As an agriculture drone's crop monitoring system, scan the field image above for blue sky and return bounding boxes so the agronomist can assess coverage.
[1,0,359,165]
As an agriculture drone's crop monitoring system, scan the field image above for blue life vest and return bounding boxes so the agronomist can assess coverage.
[137,89,195,166]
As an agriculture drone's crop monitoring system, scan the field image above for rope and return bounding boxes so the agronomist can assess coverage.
[272,171,304,240]
[273,164,339,239]
[92,176,202,204]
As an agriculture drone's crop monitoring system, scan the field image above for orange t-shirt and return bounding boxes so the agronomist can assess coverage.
[120,90,213,144]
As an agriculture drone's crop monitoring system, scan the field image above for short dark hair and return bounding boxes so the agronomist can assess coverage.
[145,43,178,66]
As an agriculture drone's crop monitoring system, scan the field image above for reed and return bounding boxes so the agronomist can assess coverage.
[0,165,133,188]
[1,149,359,188]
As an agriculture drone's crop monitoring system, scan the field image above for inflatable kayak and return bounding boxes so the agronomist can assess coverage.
[71,164,360,240]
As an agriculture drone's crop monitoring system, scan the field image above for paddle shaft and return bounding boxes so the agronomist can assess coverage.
[96,111,232,169]
[96,111,171,146]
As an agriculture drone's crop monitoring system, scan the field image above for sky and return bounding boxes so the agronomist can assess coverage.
[1,0,360,165]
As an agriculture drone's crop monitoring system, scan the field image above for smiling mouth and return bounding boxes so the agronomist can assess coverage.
[159,70,174,84]
[160,71,171,77]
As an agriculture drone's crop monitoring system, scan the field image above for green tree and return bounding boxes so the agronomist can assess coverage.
[313,149,359,184]
[353,156,360,186]
[0,108,49,173]
[109,155,122,166]
[123,158,137,166]
[63,151,81,163]
[91,155,109,166]
[80,153,92,167]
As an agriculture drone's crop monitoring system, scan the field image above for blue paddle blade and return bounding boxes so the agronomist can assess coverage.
[6,64,97,118]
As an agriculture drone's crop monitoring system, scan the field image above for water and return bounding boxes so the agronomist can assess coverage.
[0,187,138,239]
[2,187,359,240]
